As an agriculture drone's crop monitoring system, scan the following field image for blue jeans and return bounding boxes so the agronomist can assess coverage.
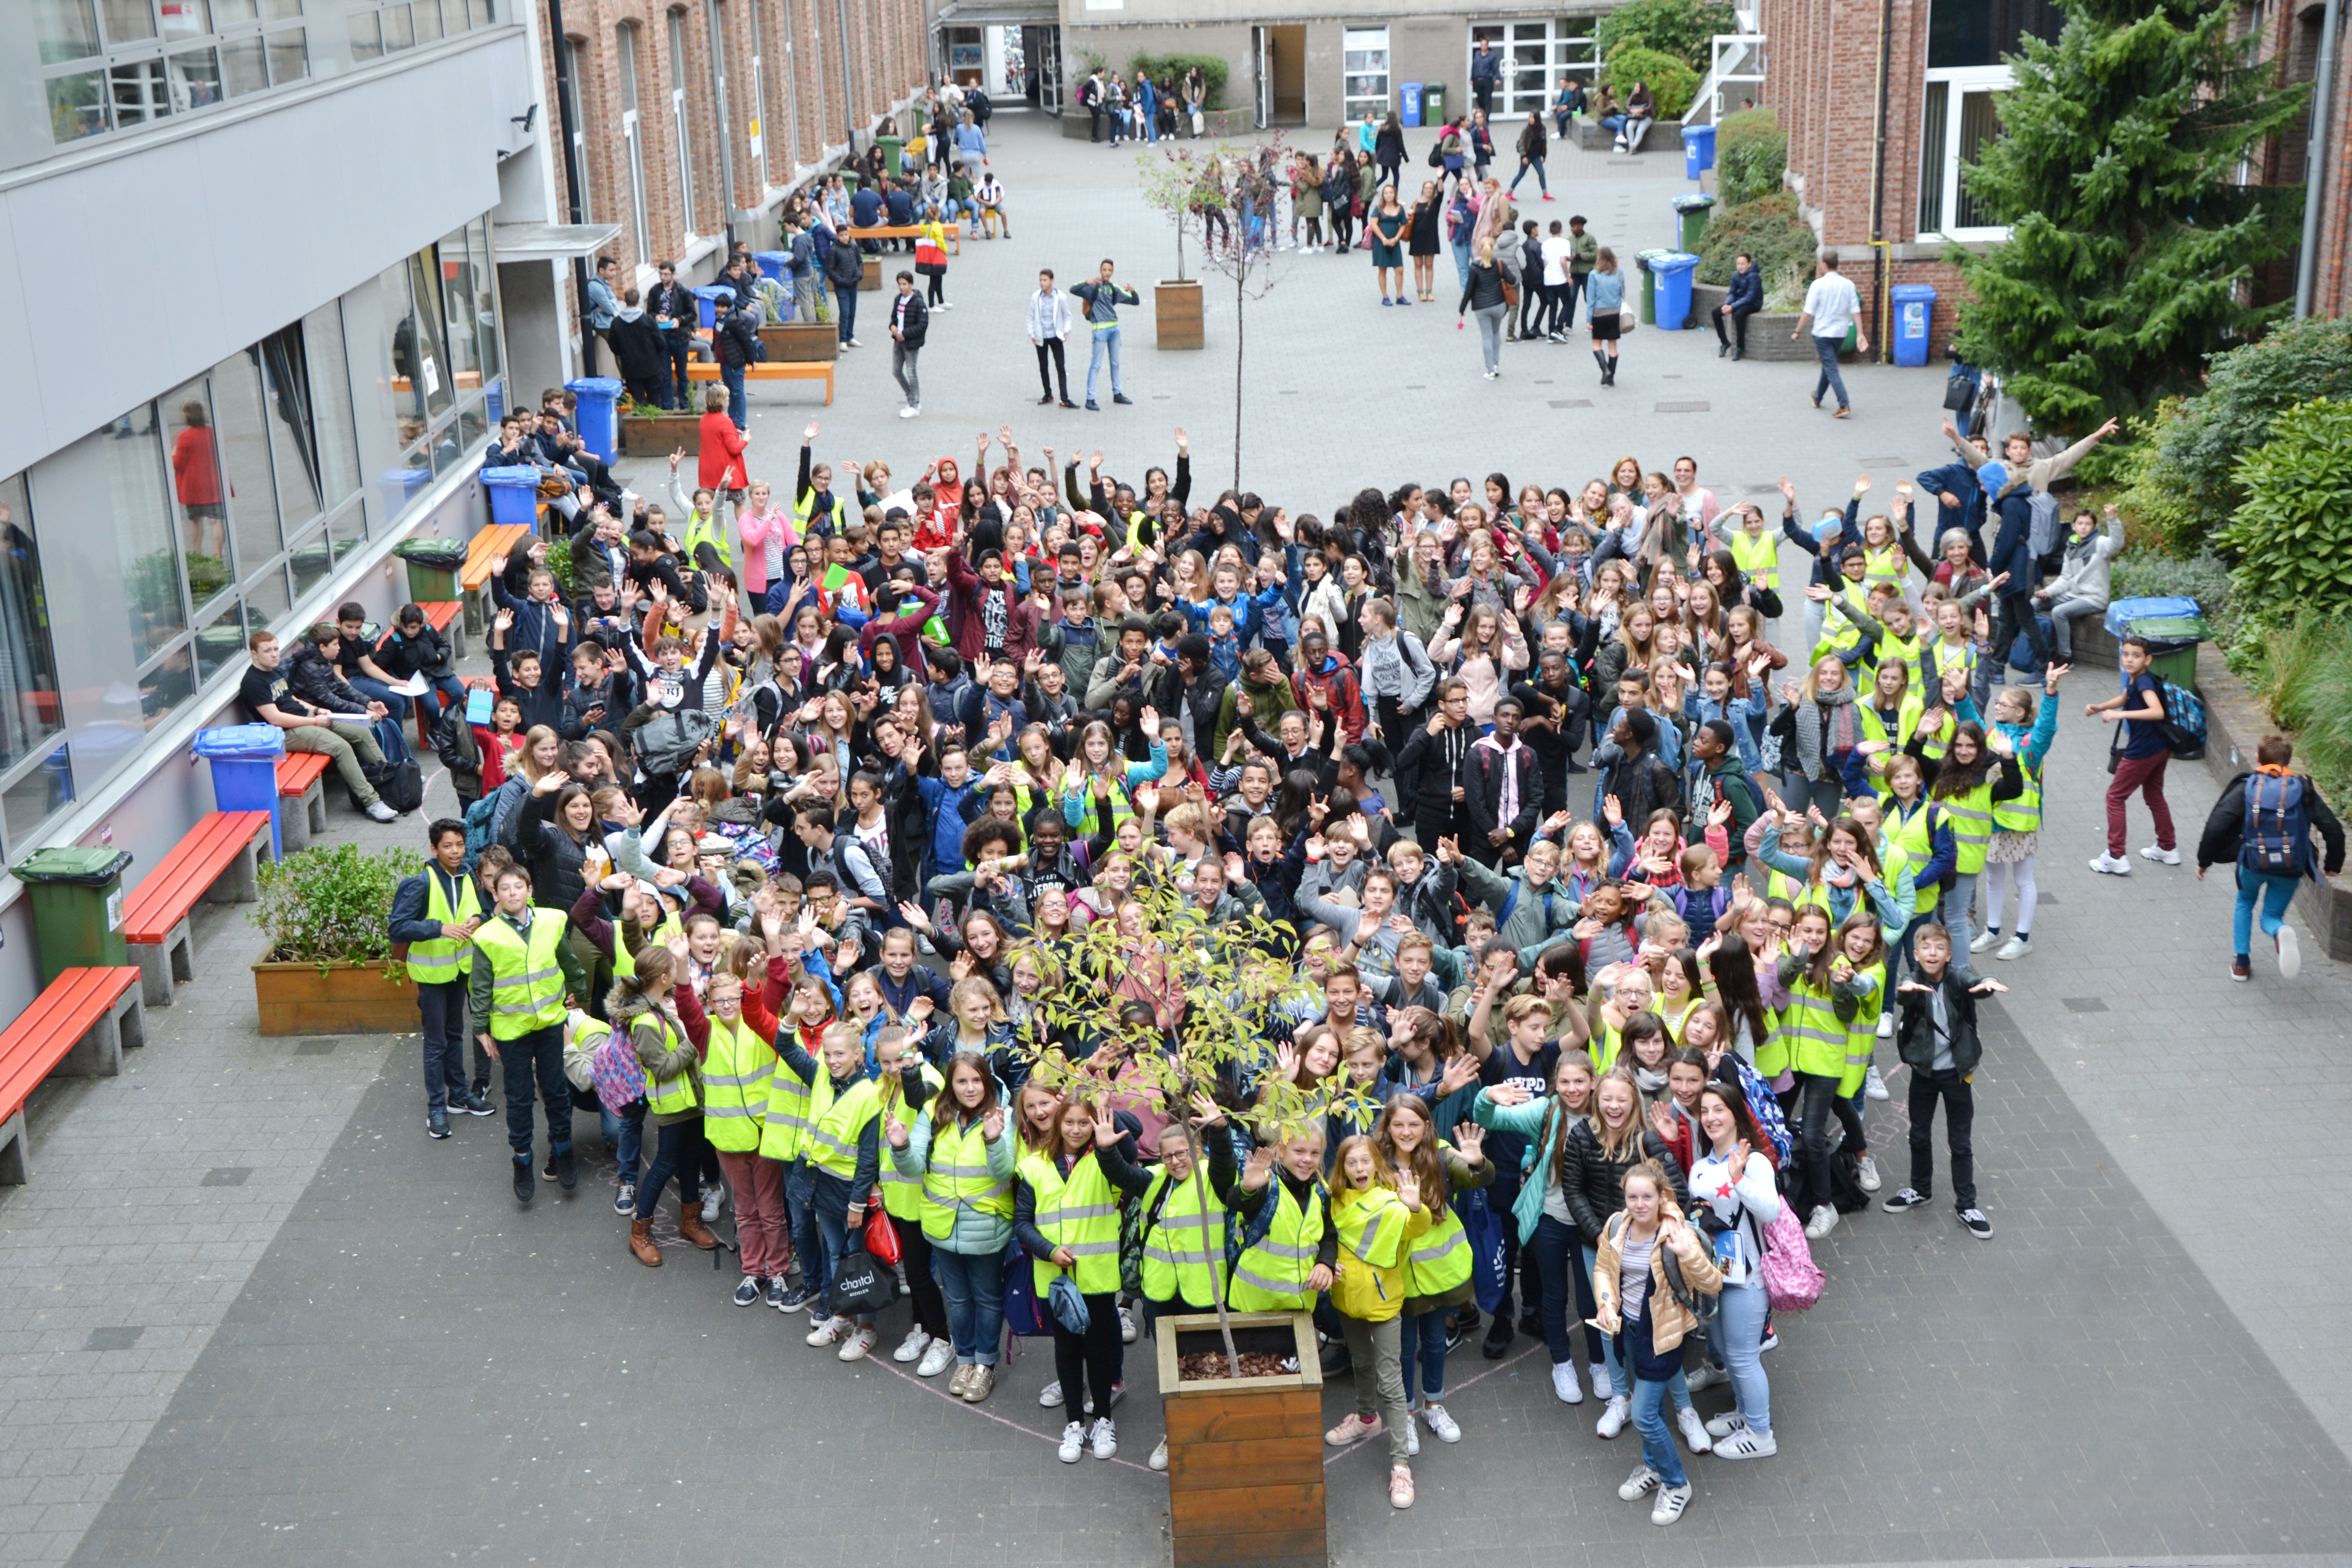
[934,1244,1007,1365]
[1398,1305,1449,1404]
[1811,332,1850,410]
[1509,156,1548,193]
[1625,1312,1687,1487]
[412,673,470,725]
[836,284,858,345]
[1580,1244,1625,1390]
[417,979,467,1113]
[634,1117,704,1219]
[1451,237,1473,291]
[814,1200,873,1325]
[787,1175,829,1302]
[1086,324,1123,402]
[1941,869,1982,981]
[2234,867,2301,958]
[347,674,411,726]
[498,1024,571,1160]
[1533,1214,1605,1369]
[1714,1279,1771,1435]
[721,363,747,430]
[599,1098,646,1187]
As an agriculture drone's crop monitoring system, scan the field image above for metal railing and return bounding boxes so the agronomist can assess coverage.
[1681,32,1767,126]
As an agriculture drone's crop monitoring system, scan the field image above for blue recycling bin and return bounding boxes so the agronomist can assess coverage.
[754,250,791,284]
[194,724,286,857]
[1652,251,1701,330]
[480,465,542,531]
[377,465,431,522]
[565,376,621,462]
[1684,123,1717,178]
[1891,283,1938,368]
[692,284,733,330]
[1401,82,1424,128]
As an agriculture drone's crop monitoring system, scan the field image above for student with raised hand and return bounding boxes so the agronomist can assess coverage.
[777,1016,886,1361]
[1374,1095,1492,1446]
[1019,1098,1154,1463]
[1560,1066,1690,1438]
[1882,921,2003,1239]
[887,1049,1016,1400]
[1322,1133,1432,1511]
[1590,1160,1722,1527]
[1476,1049,1604,1404]
[611,946,720,1261]
[1139,1096,1239,1471]
[1975,664,2066,962]
[871,1029,951,1369]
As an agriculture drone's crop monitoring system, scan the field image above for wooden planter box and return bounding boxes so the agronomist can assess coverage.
[1156,279,1205,350]
[1158,1311,1325,1568]
[860,256,883,292]
[760,322,840,361]
[253,948,416,1036]
[620,410,703,456]
[1689,283,1811,361]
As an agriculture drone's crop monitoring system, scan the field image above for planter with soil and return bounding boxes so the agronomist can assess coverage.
[253,950,416,1036]
[1157,1310,1325,1567]
[1156,279,1205,350]
[620,409,703,456]
[1689,282,1811,361]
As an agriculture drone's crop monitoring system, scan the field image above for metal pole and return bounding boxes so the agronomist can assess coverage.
[2295,0,2341,318]
[546,0,594,375]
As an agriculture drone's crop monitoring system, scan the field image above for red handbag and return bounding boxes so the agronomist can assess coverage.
[863,1203,902,1267]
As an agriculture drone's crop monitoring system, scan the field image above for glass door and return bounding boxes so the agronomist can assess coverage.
[1342,28,1389,126]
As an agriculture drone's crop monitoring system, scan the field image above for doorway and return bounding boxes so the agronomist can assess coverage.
[1251,23,1307,126]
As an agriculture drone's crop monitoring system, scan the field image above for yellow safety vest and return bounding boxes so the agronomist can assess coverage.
[1938,780,1996,875]
[794,486,849,537]
[1755,1001,1792,1078]
[1858,696,1924,798]
[1812,581,1875,664]
[1861,541,1906,595]
[1918,638,1977,695]
[1780,976,1848,1079]
[700,1013,777,1153]
[1654,994,1702,1045]
[1228,1172,1329,1312]
[1403,1161,1473,1298]
[1885,797,1937,871]
[1728,527,1779,593]
[641,1016,699,1116]
[760,1050,815,1163]
[919,1112,1014,1242]
[1915,705,1956,764]
[1992,728,2043,831]
[1336,1183,1410,1271]
[1139,1164,1229,1308]
[404,869,480,986]
[1879,628,1922,678]
[877,1063,945,1221]
[611,912,683,978]
[1841,961,1884,1097]
[1020,1149,1122,1295]
[806,1071,882,1181]
[474,912,570,1041]
[680,509,734,571]
[1591,1014,1624,1075]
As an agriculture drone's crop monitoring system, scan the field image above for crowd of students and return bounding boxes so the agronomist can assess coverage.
[356,406,2261,1525]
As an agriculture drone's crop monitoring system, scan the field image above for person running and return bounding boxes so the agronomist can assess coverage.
[2197,733,2346,982]
[1882,921,2003,1238]
[1591,1159,1722,1527]
[2087,635,2179,877]
[1322,1132,1430,1510]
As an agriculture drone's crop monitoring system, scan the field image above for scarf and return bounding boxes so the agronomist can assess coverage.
[1476,731,1525,829]
[1793,685,1857,783]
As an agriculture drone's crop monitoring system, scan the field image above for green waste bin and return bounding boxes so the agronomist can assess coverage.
[14,847,133,989]
[2128,615,2208,690]
[1424,85,1446,126]
[395,538,465,603]
[1673,192,1717,251]
[1637,248,1672,325]
[877,135,906,177]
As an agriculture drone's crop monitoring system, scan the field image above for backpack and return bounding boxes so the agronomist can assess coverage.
[1734,1057,1794,1165]
[460,792,501,871]
[2240,769,2311,876]
[633,706,719,776]
[2157,677,2207,759]
[1757,1200,1825,1313]
[2025,489,2064,575]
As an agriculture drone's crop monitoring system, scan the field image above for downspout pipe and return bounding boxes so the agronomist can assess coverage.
[2296,0,2341,318]
[547,0,594,372]
[1868,0,1894,360]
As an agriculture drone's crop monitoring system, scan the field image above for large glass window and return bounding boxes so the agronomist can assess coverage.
[620,24,653,261]
[159,378,231,612]
[304,300,362,506]
[39,0,306,144]
[559,35,594,225]
[210,347,282,583]
[670,10,698,238]
[1341,28,1389,126]
[378,225,502,518]
[1917,0,2065,240]
[258,326,322,534]
[1468,19,1598,120]
[0,476,66,780]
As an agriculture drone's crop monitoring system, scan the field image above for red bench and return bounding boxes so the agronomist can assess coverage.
[0,967,146,1185]
[276,752,332,852]
[121,810,275,1007]
[375,601,468,746]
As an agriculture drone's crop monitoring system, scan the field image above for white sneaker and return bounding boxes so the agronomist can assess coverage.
[1618,1462,1661,1499]
[2140,843,2180,865]
[701,1187,724,1223]
[1038,1379,1064,1409]
[1597,1395,1630,1438]
[1149,1436,1169,1471]
[837,1325,878,1362]
[1423,1403,1461,1443]
[1969,928,1999,953]
[1804,1205,1840,1239]
[894,1327,932,1363]
[1652,1482,1693,1526]
[1714,1427,1778,1459]
[1995,936,2031,960]
[1683,1360,1722,1393]
[364,800,400,823]
[2277,924,2302,978]
[1119,1304,1139,1344]
[1875,1013,1894,1039]
[898,405,920,418]
[1704,1411,1748,1439]
[1856,1154,1882,1193]
[1089,1417,1117,1460]
[804,1315,845,1346]
[1058,1421,1085,1463]
[936,301,954,309]
[1677,1406,1713,1453]
[1551,1361,1585,1404]
[1406,1419,1419,1457]
[917,1339,955,1377]
[1590,1364,1615,1401]
[1864,1064,1890,1100]
[2088,852,2131,876]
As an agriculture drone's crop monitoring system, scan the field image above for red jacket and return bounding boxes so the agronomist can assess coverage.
[697,412,750,492]
[1291,651,1368,743]
[943,548,1037,666]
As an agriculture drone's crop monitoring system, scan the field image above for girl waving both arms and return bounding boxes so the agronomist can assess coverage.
[1322,1134,1433,1510]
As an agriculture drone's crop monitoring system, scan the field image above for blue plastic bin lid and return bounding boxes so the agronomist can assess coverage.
[192,724,286,759]
[479,465,542,487]
[754,250,790,264]
[1685,123,1716,139]
[1672,193,1717,211]
[694,283,737,300]
[565,376,622,396]
[1891,283,1939,302]
[1653,251,1702,273]
[2103,596,2199,636]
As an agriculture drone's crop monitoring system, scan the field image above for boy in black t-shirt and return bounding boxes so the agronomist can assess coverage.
[238,631,398,821]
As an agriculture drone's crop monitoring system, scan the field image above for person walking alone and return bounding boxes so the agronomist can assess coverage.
[1028,268,1076,408]
[1070,258,1139,410]
[1792,250,1866,418]
[1460,238,1509,379]
[888,271,928,419]
[1586,247,1625,385]
[1509,111,1551,200]
[2197,733,2344,982]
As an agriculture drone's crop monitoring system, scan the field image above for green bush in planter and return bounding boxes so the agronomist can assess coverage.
[1695,192,1817,289]
[1603,45,1699,121]
[1715,108,1786,205]
[1130,53,1227,111]
[1595,0,1735,73]
[252,843,424,967]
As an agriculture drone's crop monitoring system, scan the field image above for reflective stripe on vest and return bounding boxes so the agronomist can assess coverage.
[475,913,569,1040]
[758,1058,814,1162]
[1729,528,1778,593]
[1940,783,1995,874]
[1842,960,1884,1096]
[1781,982,1848,1079]
[1405,1183,1473,1297]
[794,489,849,537]
[806,1074,882,1179]
[641,1018,698,1116]
[877,1064,944,1221]
[1861,542,1905,594]
[681,512,734,571]
[700,1015,777,1152]
[404,871,480,985]
[919,1115,1014,1241]
[1993,731,2043,831]
[1139,1168,1229,1308]
[1021,1150,1122,1295]
[1228,1178,1328,1311]
[611,913,683,980]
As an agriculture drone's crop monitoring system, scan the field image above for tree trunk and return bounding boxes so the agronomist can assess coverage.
[1175,1068,1240,1377]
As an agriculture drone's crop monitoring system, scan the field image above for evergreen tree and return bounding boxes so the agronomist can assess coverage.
[1951,0,2308,432]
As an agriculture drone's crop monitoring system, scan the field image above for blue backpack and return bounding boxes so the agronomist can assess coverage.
[2157,678,2208,760]
[460,792,501,872]
[1735,1057,1794,1165]
[2240,770,2311,877]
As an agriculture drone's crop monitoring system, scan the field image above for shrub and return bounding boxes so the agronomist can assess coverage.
[543,533,573,594]
[1595,0,1736,73]
[2157,316,2352,528]
[1695,191,1816,289]
[1714,107,1785,205]
[1603,44,1700,120]
[2253,618,2352,805]
[252,843,424,967]
[2218,398,2352,619]
[1130,53,1227,110]
[2109,548,2239,646]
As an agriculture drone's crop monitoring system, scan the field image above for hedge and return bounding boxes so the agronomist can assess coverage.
[1130,53,1227,111]
[1714,107,1785,205]
[1595,0,1736,73]
[1603,44,1699,120]
[1695,191,1817,292]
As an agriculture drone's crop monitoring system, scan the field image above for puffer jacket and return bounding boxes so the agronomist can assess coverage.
[2040,511,2124,609]
[1557,1118,1689,1240]
[1591,1197,1723,1354]
[890,1094,1020,1256]
[506,788,592,913]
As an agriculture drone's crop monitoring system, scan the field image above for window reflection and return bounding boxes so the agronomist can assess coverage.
[303,301,361,504]
[3,745,76,854]
[164,384,229,602]
[0,475,66,778]
[210,348,281,582]
[192,595,245,686]
[97,413,189,665]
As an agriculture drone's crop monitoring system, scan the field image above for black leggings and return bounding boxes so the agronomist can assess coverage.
[891,1214,949,1340]
[1330,207,1355,251]
[1790,1070,1868,1214]
[1050,1288,1122,1420]
[925,272,945,306]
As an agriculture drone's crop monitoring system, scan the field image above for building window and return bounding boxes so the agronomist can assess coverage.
[347,0,487,62]
[669,9,698,239]
[619,24,653,262]
[1468,19,1598,121]
[559,36,594,226]
[1917,0,2063,240]
[0,474,67,791]
[1341,28,1389,126]
[39,0,308,144]
[706,1,738,225]
[379,225,503,516]
[743,0,770,193]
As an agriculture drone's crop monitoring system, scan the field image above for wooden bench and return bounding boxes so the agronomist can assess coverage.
[276,752,332,852]
[841,224,961,256]
[683,360,835,406]
[461,524,532,640]
[0,967,146,1184]
[121,810,275,1007]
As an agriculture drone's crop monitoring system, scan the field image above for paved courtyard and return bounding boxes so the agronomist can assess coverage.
[6,109,2352,1568]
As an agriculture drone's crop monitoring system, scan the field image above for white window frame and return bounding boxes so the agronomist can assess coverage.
[669,9,697,242]
[1341,27,1389,126]
[1467,19,1597,122]
[1917,64,2011,242]
[619,25,653,261]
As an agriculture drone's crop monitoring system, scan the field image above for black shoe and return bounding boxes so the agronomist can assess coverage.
[1038,393,1054,405]
[427,1109,451,1140]
[1564,760,1589,775]
[454,1089,495,1117]
[1517,1312,1544,1340]
[1481,1314,1514,1359]
[554,1146,578,1192]
[1719,341,1730,358]
[512,1160,534,1204]
[1732,349,1746,361]
[1112,394,1134,405]
[1059,398,1079,408]
[1085,400,1099,411]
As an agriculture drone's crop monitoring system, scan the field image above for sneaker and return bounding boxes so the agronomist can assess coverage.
[804,1315,845,1347]
[898,405,919,419]
[1677,1406,1713,1453]
[764,1277,788,1310]
[1996,935,2031,961]
[1039,1380,1064,1409]
[1617,1462,1661,1500]
[1804,1205,1839,1239]
[1149,1436,1169,1472]
[1864,1064,1890,1101]
[1423,1404,1461,1443]
[777,1282,813,1312]
[2088,852,2131,876]
[366,800,400,823]
[1058,1422,1086,1463]
[894,1328,932,1364]
[1481,1314,1514,1359]
[1389,1464,1415,1509]
[1406,1419,1420,1457]
[701,1187,723,1223]
[1683,1360,1722,1392]
[2277,924,2301,978]
[1084,400,1100,411]
[1119,1304,1139,1344]
[1704,1411,1748,1439]
[936,301,954,309]
[1758,1328,1778,1354]
[1107,1382,1126,1410]
[1855,1154,1882,1193]
[1551,1361,1585,1405]
[610,1181,634,1216]
[1881,1186,1929,1212]
[948,1364,974,1399]
[1876,1013,1894,1039]
[962,1365,994,1403]
[846,338,861,347]
[453,1090,495,1116]
[1652,1482,1693,1526]
[733,1275,763,1307]
[427,1109,450,1140]
[2139,843,2180,865]
[1590,1365,1615,1401]
[511,1160,533,1204]
[1112,394,1134,405]
[838,1325,878,1362]
[1714,1427,1778,1459]
[917,1339,955,1378]
[1089,1417,1117,1459]
[1958,1207,1995,1239]
[554,1147,577,1192]
[2231,955,2252,982]
[1381,297,1394,307]
[1597,1395,1630,1439]
[1059,399,1078,409]
[1969,928,1999,953]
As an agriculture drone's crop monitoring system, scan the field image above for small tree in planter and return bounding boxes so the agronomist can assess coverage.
[250,843,425,1035]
